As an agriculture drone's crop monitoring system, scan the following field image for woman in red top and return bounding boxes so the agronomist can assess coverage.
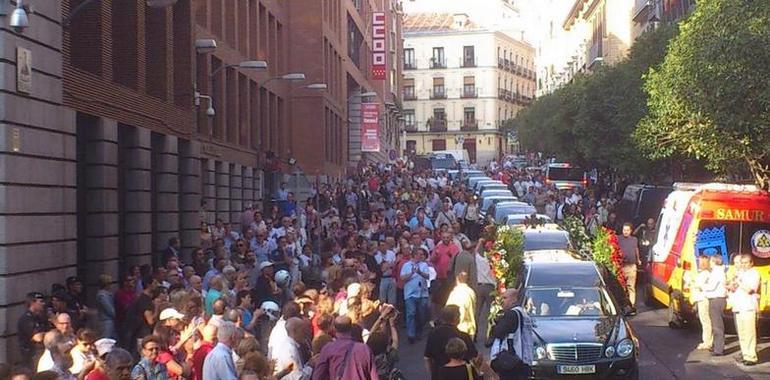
[154,325,191,379]
[394,239,412,317]
[84,347,133,380]
[113,273,137,333]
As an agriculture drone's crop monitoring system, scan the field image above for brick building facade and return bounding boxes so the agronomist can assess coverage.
[0,0,401,361]
[288,0,404,178]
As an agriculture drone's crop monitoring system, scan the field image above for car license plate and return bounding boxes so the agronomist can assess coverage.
[557,365,596,374]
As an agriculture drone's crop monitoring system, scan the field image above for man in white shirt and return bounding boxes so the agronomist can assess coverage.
[474,240,497,321]
[731,254,760,365]
[276,183,289,201]
[376,240,398,305]
[271,318,312,380]
[452,198,467,220]
[704,255,727,356]
[692,256,712,351]
[437,174,448,188]
[269,216,293,243]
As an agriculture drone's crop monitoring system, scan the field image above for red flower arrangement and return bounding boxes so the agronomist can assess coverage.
[593,227,627,290]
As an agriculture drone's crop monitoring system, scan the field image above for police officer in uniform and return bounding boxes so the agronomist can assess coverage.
[17,292,49,370]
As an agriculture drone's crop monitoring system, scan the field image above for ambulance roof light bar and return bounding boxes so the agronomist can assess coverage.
[673,182,760,193]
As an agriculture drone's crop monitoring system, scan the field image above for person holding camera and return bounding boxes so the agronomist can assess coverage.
[488,289,533,380]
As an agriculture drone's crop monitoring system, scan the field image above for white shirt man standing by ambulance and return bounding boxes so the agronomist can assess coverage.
[730,254,760,366]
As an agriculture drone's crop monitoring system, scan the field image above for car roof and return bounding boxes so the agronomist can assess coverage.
[523,229,569,237]
[525,262,603,288]
[496,201,529,207]
[506,213,551,220]
[523,229,570,249]
[481,190,514,196]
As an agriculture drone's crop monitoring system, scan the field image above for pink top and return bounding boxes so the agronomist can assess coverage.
[431,242,460,279]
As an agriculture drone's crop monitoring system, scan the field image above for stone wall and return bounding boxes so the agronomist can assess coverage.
[0,0,76,361]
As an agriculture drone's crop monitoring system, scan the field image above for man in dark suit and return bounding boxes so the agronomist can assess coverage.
[162,237,181,266]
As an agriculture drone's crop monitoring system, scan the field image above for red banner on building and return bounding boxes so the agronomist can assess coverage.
[361,103,381,152]
[372,12,386,80]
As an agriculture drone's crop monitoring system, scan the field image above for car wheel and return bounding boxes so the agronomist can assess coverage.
[668,291,684,329]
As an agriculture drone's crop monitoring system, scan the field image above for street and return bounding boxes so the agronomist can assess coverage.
[396,299,770,380]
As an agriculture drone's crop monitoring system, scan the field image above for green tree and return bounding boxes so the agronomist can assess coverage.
[516,24,675,176]
[634,0,770,188]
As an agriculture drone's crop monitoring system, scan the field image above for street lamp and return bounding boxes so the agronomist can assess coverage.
[195,39,217,54]
[303,83,328,90]
[211,60,268,76]
[262,72,306,87]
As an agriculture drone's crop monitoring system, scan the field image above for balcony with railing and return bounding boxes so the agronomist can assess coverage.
[461,120,479,131]
[404,61,417,70]
[429,57,447,69]
[588,41,603,68]
[429,119,447,132]
[403,90,417,101]
[633,0,653,22]
[461,57,477,68]
[461,87,478,98]
[404,124,418,133]
[504,59,513,72]
[498,57,505,69]
[430,89,446,99]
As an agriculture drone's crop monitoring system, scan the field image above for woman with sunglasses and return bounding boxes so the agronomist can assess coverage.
[131,335,168,380]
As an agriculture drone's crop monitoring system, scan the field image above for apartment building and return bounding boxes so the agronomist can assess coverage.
[402,13,536,165]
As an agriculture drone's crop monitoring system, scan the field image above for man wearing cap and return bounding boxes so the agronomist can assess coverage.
[18,292,48,369]
[65,277,88,328]
[253,262,280,306]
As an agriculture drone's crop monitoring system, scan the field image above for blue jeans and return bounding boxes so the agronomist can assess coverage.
[379,277,397,305]
[405,296,429,338]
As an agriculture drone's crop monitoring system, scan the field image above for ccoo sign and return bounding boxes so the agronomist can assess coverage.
[372,12,386,80]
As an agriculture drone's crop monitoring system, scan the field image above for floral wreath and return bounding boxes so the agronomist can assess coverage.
[484,220,627,328]
[483,225,524,326]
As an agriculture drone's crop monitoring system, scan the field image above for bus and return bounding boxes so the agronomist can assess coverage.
[545,162,587,190]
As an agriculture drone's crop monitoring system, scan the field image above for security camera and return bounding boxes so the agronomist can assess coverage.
[206,106,216,117]
[9,2,29,33]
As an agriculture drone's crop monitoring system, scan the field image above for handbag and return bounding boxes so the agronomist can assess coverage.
[490,338,524,373]
[490,310,525,373]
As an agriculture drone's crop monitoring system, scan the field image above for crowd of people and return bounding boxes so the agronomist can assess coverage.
[11,154,754,380]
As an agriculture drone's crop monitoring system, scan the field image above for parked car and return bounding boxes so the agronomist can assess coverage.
[480,189,515,199]
[476,182,509,195]
[468,176,492,189]
[479,196,519,218]
[488,201,537,224]
[473,179,502,192]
